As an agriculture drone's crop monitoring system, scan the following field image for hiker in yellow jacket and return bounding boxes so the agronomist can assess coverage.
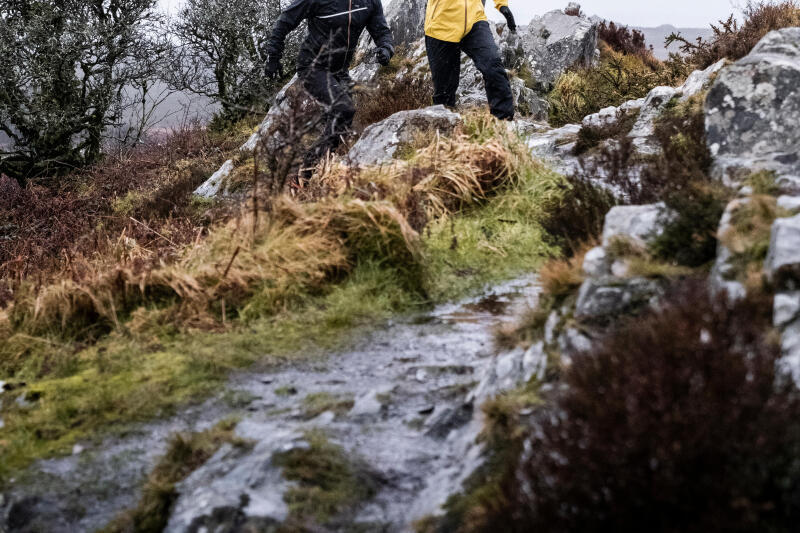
[425,0,517,119]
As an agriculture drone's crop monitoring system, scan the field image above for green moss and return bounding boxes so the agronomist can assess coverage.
[112,191,145,216]
[273,431,378,526]
[745,170,779,196]
[0,120,565,484]
[100,418,246,533]
[301,392,354,420]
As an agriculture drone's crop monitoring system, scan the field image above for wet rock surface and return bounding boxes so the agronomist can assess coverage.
[2,279,541,532]
[347,105,462,166]
[521,8,599,92]
[706,28,800,185]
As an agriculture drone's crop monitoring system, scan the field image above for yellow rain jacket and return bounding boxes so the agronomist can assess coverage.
[425,0,509,43]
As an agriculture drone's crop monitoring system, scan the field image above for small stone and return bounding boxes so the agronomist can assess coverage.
[350,387,392,417]
[415,369,428,382]
[602,203,670,248]
[582,246,609,278]
[522,342,548,382]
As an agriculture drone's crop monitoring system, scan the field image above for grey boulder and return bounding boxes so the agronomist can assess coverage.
[520,8,599,92]
[706,28,800,185]
[347,105,462,166]
[601,203,670,248]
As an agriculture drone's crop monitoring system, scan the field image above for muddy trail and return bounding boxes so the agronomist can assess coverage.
[3,277,544,532]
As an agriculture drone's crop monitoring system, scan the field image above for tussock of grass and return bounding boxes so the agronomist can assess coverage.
[273,431,378,527]
[719,195,786,288]
[0,112,564,481]
[538,242,593,298]
[101,419,245,533]
[301,392,355,420]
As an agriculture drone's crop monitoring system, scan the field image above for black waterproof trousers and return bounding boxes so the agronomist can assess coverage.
[300,69,356,175]
[425,21,515,120]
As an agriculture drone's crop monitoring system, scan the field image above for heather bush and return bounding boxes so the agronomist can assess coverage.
[645,95,729,266]
[668,1,800,69]
[538,173,616,256]
[511,282,800,533]
[353,53,434,132]
[598,21,660,70]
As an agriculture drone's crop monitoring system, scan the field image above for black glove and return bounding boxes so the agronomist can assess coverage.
[499,6,517,33]
[265,55,281,80]
[376,46,393,66]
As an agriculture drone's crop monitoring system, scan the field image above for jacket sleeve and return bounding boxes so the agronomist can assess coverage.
[263,0,313,60]
[494,0,509,8]
[366,0,394,53]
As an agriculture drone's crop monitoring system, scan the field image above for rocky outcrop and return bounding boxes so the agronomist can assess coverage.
[706,28,800,186]
[523,58,726,180]
[519,8,599,92]
[347,105,462,166]
[537,204,670,362]
[628,59,726,155]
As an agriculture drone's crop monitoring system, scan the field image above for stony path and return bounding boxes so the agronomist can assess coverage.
[4,278,542,532]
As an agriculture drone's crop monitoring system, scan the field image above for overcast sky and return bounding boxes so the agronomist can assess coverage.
[159,0,741,28]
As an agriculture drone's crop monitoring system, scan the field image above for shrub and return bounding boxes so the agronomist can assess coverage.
[0,0,169,180]
[598,21,660,70]
[353,72,433,132]
[572,108,639,156]
[667,1,800,68]
[538,173,616,256]
[645,94,729,266]
[101,420,243,533]
[0,124,244,288]
[548,42,686,127]
[512,281,800,532]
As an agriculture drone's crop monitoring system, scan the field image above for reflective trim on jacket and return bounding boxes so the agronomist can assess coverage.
[424,0,509,43]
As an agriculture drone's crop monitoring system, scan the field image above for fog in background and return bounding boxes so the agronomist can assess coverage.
[2,0,738,149]
[160,0,741,29]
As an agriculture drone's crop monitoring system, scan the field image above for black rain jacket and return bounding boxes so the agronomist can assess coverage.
[263,0,394,75]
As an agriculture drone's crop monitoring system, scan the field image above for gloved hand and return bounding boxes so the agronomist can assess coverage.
[265,55,281,80]
[376,46,393,66]
[499,6,517,33]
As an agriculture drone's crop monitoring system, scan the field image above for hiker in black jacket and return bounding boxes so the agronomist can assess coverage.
[262,0,394,180]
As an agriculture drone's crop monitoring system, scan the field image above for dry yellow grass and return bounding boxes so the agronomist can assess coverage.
[538,241,595,297]
[5,112,536,341]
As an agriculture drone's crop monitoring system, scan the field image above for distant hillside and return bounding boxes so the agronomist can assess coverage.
[635,25,715,59]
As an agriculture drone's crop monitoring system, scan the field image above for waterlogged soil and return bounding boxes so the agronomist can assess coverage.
[1,278,541,533]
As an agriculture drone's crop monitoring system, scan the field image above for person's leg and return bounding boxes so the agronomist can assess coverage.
[460,21,515,120]
[425,36,461,108]
[301,70,356,179]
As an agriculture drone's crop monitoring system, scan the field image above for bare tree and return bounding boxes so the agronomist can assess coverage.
[169,0,304,123]
[0,0,169,182]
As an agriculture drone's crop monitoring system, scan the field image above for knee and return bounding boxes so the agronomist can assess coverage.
[474,54,506,79]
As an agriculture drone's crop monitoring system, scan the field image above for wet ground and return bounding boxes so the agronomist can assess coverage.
[2,277,542,533]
